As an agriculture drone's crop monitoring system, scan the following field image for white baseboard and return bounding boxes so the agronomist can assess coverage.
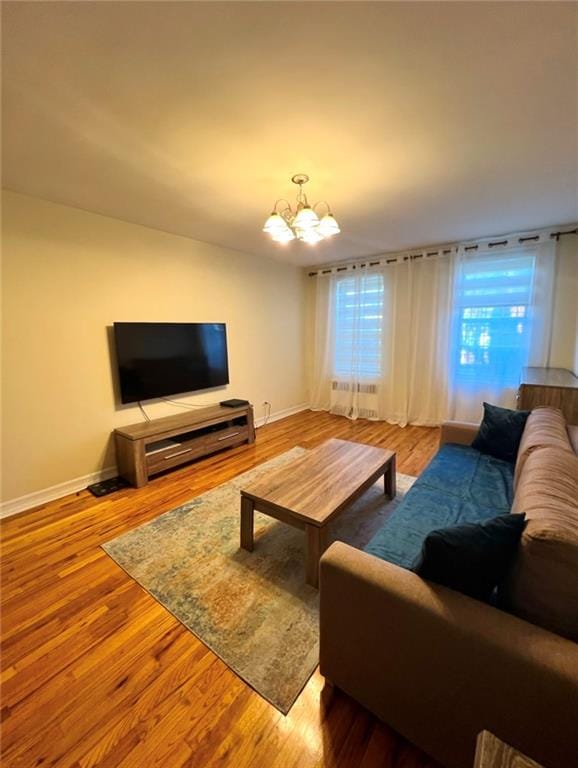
[0,402,311,520]
[0,466,118,520]
[254,402,310,428]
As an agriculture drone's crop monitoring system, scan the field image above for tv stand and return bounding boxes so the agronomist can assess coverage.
[114,404,255,487]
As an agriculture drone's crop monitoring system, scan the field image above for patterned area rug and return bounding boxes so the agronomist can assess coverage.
[102,447,416,714]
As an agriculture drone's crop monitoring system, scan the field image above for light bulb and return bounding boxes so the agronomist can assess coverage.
[271,227,295,243]
[263,212,287,233]
[317,213,340,237]
[293,205,320,231]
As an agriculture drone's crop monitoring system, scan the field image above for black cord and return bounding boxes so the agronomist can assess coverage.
[138,401,151,422]
[257,402,272,429]
[161,397,216,409]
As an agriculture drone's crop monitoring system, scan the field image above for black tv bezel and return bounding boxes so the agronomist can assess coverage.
[113,321,229,405]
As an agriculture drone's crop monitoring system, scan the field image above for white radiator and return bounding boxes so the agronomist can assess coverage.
[330,381,379,419]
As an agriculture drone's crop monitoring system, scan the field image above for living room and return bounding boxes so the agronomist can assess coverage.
[1,2,577,768]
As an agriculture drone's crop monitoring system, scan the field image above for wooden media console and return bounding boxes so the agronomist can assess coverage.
[114,404,255,487]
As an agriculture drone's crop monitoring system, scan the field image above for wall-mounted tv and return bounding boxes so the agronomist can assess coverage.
[113,322,229,404]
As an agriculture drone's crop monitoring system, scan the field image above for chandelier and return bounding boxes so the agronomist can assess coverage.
[263,174,341,245]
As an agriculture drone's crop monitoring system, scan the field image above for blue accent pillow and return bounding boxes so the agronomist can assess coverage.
[412,513,526,602]
[472,402,530,463]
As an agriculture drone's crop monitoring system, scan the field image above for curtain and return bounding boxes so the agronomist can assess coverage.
[379,256,453,426]
[310,255,452,426]
[310,238,557,427]
[310,269,385,419]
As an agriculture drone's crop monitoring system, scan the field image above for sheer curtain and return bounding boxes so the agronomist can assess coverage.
[310,255,453,426]
[447,240,556,422]
[379,256,453,426]
[310,269,386,419]
[310,238,557,426]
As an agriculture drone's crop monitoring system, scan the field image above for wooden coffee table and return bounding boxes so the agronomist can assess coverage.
[474,731,544,768]
[240,438,396,587]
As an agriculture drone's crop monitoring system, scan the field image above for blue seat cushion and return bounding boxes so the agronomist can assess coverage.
[364,443,515,569]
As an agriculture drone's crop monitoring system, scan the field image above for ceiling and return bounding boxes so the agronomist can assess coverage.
[2,2,577,267]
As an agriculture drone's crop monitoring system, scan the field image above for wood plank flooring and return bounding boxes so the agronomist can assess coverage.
[1,410,441,768]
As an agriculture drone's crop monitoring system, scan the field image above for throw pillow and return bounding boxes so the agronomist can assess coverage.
[413,513,526,602]
[472,402,530,463]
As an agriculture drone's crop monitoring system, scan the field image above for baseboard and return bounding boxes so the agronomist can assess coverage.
[0,402,311,519]
[0,466,118,520]
[254,402,310,428]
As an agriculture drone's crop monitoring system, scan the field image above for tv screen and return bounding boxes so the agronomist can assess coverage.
[113,322,229,404]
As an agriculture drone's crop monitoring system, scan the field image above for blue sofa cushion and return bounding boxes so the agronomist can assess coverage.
[472,402,530,463]
[364,443,515,569]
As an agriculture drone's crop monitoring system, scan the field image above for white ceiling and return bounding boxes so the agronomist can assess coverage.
[2,1,577,267]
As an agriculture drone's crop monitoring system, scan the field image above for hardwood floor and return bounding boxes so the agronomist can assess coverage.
[1,410,441,768]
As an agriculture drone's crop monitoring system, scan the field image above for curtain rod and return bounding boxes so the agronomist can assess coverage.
[307,226,577,277]
[550,227,578,240]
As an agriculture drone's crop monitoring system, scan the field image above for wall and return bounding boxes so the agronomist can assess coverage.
[549,234,578,370]
[575,314,578,377]
[1,191,308,507]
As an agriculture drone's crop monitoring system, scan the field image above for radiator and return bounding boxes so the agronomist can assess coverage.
[331,381,378,395]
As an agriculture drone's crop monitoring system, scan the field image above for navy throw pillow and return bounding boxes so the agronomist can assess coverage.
[412,513,526,602]
[472,402,530,463]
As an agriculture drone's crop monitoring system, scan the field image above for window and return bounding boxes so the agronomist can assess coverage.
[333,274,384,377]
[454,254,535,386]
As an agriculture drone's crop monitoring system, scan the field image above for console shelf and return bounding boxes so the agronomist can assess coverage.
[114,404,255,487]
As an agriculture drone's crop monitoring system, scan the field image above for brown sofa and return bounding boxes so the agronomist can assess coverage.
[319,407,578,768]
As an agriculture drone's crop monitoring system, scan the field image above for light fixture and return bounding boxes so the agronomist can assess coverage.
[263,174,340,245]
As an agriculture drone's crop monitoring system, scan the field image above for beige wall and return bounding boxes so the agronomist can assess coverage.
[1,191,308,503]
[550,235,578,370]
[575,311,578,377]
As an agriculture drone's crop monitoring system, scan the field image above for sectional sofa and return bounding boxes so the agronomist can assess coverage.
[319,407,578,768]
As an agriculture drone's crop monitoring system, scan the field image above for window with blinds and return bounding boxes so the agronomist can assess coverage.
[333,274,384,378]
[454,253,535,386]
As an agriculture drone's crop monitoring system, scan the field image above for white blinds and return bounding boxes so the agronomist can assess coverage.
[333,273,384,378]
[453,253,535,388]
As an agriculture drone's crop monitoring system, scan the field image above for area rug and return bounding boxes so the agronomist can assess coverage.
[102,448,416,714]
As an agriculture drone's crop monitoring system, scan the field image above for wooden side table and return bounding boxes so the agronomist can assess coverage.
[518,366,578,424]
[474,731,545,768]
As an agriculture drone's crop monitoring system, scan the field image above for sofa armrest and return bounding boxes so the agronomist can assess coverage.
[439,420,479,447]
[320,542,578,768]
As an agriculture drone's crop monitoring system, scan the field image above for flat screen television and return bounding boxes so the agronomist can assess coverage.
[113,322,229,404]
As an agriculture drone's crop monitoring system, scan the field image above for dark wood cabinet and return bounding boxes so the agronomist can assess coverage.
[517,367,578,424]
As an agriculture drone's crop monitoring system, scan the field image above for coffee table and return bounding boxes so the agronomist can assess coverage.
[240,438,396,587]
[474,731,544,768]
